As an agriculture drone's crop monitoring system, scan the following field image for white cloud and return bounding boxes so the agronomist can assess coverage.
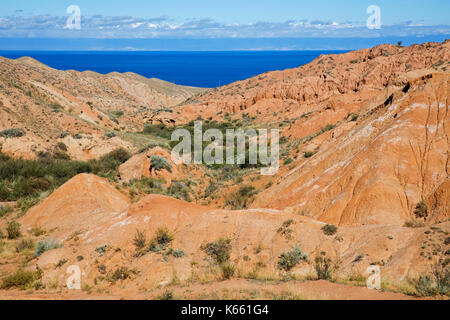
[0,15,448,39]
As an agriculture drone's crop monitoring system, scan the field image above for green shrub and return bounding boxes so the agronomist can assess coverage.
[155,227,173,246]
[404,220,425,228]
[225,186,258,210]
[56,142,68,151]
[158,290,174,300]
[30,226,46,237]
[7,221,21,239]
[16,196,40,215]
[16,239,34,252]
[150,155,172,172]
[278,246,308,272]
[173,250,185,258]
[133,229,147,249]
[304,151,316,158]
[203,238,232,264]
[414,201,428,220]
[277,219,295,239]
[108,267,136,283]
[315,252,333,280]
[221,263,235,280]
[112,110,124,118]
[34,238,62,257]
[0,268,43,290]
[166,181,191,201]
[105,132,116,139]
[0,205,13,218]
[56,259,68,269]
[284,158,293,165]
[348,113,359,121]
[0,128,25,138]
[321,224,338,236]
[413,275,438,296]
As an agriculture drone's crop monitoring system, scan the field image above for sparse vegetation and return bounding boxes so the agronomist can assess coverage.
[203,238,232,264]
[0,149,130,203]
[6,221,21,239]
[158,290,174,300]
[0,205,13,218]
[225,186,258,210]
[414,201,428,220]
[278,246,308,272]
[315,252,333,280]
[150,155,172,172]
[108,267,136,283]
[133,229,147,249]
[321,224,338,236]
[277,219,295,239]
[34,238,62,257]
[155,227,174,246]
[15,239,34,252]
[404,220,425,228]
[304,151,316,158]
[1,268,43,290]
[0,128,25,138]
[220,263,235,280]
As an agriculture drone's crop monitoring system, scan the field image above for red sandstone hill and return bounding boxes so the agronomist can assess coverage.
[0,41,449,300]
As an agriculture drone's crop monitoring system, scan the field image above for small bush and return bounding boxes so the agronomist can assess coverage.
[284,158,293,165]
[404,220,425,228]
[0,205,13,218]
[277,219,295,239]
[414,201,428,220]
[173,250,185,258]
[7,221,21,239]
[203,238,232,264]
[158,290,174,300]
[0,128,25,138]
[150,155,172,172]
[348,113,359,121]
[278,246,308,272]
[30,226,46,237]
[108,267,136,283]
[34,238,62,257]
[1,268,43,290]
[56,259,68,269]
[16,239,34,252]
[95,244,109,256]
[321,224,338,236]
[221,263,235,280]
[105,132,116,139]
[225,186,258,210]
[133,229,147,249]
[304,151,316,158]
[155,227,173,246]
[413,275,438,296]
[56,142,68,151]
[315,252,333,280]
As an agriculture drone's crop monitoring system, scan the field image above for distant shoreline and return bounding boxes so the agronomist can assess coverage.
[0,50,345,88]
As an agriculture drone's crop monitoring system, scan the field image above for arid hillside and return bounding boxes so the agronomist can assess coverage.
[0,41,449,300]
[0,56,204,160]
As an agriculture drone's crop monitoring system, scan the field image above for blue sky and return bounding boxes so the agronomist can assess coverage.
[0,0,449,50]
[2,0,450,25]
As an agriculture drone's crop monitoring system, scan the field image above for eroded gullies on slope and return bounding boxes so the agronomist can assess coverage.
[0,40,449,299]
